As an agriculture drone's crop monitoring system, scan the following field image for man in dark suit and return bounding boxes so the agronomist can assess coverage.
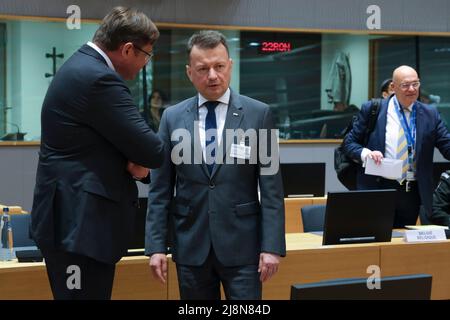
[343,65,450,227]
[30,7,164,299]
[145,30,285,300]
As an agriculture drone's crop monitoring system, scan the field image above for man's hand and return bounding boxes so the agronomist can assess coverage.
[149,253,167,284]
[258,252,280,282]
[127,161,149,180]
[368,150,384,165]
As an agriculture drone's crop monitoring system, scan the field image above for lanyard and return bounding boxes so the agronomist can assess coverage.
[393,96,416,149]
[393,96,416,170]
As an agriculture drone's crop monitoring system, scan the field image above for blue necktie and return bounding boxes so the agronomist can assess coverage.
[204,101,219,174]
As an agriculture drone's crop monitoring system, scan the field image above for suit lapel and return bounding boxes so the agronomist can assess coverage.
[184,97,209,178]
[415,102,424,160]
[210,91,243,179]
[374,98,388,154]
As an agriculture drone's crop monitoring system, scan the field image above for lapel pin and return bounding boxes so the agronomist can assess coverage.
[233,112,239,116]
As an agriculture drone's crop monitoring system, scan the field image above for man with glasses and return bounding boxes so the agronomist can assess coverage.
[30,7,164,299]
[133,44,154,62]
[343,65,450,227]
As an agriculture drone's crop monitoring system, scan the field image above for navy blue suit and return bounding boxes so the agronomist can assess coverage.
[343,97,450,224]
[31,44,164,299]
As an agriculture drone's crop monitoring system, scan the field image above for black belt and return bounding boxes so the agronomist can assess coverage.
[380,178,417,191]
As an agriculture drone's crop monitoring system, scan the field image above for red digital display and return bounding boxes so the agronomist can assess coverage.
[260,41,292,53]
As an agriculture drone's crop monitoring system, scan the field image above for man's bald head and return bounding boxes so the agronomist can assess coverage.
[392,65,418,84]
[391,65,420,107]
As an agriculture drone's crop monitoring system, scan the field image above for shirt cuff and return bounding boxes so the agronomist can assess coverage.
[361,148,371,167]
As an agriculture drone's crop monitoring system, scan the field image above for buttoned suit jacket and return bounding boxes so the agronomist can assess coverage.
[145,90,286,266]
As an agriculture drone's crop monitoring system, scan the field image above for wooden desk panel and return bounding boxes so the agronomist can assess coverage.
[0,263,52,299]
[284,198,311,233]
[380,241,450,300]
[0,256,167,300]
[263,245,379,299]
[112,256,166,300]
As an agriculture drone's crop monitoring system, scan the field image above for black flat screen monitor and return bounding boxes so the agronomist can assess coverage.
[322,189,396,245]
[290,274,432,300]
[280,163,325,198]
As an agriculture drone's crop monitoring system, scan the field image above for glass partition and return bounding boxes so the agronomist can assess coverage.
[1,16,449,141]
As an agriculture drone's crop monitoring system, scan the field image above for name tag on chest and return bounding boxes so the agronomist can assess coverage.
[230,143,251,159]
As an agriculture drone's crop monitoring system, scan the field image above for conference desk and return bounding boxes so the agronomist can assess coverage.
[0,255,166,300]
[2,233,450,300]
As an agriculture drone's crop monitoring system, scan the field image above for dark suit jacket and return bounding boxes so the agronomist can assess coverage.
[145,90,286,267]
[343,97,450,215]
[31,44,164,264]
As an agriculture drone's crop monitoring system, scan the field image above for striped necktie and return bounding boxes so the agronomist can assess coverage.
[396,122,408,184]
[204,101,219,174]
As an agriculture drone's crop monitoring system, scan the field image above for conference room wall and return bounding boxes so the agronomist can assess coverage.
[1,0,449,33]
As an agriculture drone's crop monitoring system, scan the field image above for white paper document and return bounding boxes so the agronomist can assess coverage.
[364,157,403,179]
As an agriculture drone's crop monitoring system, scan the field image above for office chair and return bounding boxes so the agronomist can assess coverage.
[301,204,326,232]
[10,213,36,247]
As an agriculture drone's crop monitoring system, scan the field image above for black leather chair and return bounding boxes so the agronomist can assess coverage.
[10,213,36,247]
[301,204,326,232]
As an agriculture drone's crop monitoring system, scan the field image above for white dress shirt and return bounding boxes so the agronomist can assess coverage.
[87,41,115,71]
[198,88,230,161]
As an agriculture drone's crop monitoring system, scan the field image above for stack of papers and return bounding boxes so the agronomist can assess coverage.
[365,157,403,179]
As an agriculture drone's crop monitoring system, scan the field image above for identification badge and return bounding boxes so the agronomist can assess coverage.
[230,143,251,159]
[406,170,415,181]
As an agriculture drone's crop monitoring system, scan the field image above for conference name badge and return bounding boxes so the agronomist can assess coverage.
[230,142,251,160]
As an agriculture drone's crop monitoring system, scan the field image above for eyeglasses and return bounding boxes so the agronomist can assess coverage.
[398,81,420,90]
[133,44,154,61]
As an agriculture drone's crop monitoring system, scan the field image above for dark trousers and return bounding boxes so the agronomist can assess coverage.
[40,247,116,300]
[176,248,262,300]
[380,179,421,228]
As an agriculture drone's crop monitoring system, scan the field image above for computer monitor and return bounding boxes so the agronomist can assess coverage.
[322,189,396,245]
[280,163,325,198]
[290,274,432,300]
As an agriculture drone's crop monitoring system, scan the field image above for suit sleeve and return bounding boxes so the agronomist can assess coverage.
[258,107,286,257]
[342,101,373,162]
[86,73,164,168]
[145,110,175,255]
